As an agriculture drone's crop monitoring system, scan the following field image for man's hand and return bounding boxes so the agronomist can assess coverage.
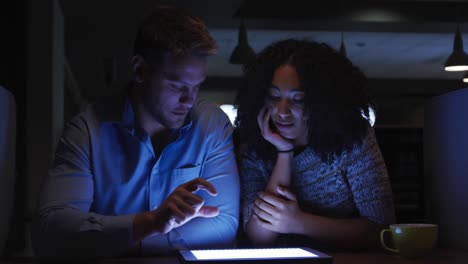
[153,177,219,234]
[132,178,218,242]
[252,186,303,234]
[257,106,293,152]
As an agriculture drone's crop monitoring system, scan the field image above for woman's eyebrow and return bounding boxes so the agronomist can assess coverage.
[269,85,280,90]
[269,85,302,92]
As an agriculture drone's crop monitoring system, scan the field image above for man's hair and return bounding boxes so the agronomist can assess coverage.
[133,5,217,63]
[235,39,372,163]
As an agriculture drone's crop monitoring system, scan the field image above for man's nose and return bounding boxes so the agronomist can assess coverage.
[180,89,196,107]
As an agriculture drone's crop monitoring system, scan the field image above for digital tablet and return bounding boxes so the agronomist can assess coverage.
[178,247,332,264]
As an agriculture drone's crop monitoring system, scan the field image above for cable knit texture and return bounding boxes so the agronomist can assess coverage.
[240,128,395,232]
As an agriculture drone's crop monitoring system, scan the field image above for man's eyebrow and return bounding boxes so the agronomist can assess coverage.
[162,72,205,86]
[162,72,180,82]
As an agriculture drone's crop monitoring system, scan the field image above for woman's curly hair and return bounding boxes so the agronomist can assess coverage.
[234,39,372,162]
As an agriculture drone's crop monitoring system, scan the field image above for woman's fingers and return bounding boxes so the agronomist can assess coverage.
[257,106,267,134]
[254,196,278,217]
[253,203,273,222]
[276,186,297,201]
[258,191,283,208]
[262,107,273,136]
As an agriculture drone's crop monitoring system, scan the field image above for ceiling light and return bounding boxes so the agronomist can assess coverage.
[463,71,468,83]
[229,19,255,65]
[444,25,468,72]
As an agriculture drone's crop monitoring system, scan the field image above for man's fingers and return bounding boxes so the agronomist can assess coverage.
[196,206,219,218]
[167,203,186,223]
[175,197,197,216]
[185,178,217,196]
[181,192,204,206]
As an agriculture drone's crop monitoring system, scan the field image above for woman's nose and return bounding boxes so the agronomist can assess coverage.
[276,99,291,118]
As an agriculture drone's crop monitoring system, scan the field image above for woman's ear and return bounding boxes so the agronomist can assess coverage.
[131,55,146,84]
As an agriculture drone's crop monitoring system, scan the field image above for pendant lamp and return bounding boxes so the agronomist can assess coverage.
[444,25,468,71]
[463,71,468,82]
[339,32,347,58]
[229,19,255,65]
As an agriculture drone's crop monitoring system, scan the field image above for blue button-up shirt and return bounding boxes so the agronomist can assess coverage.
[33,95,240,257]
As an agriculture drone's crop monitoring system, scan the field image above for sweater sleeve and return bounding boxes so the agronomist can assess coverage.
[343,128,396,225]
[239,150,268,229]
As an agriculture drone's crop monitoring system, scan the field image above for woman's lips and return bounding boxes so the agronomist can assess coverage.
[275,122,294,130]
[172,111,188,116]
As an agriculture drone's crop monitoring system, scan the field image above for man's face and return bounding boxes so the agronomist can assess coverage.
[141,53,207,130]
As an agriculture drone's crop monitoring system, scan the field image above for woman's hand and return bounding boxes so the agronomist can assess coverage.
[257,106,293,151]
[252,186,303,234]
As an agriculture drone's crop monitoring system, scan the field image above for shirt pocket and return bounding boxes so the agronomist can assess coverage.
[170,164,202,188]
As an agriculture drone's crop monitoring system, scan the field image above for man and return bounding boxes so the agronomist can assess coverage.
[32,5,239,258]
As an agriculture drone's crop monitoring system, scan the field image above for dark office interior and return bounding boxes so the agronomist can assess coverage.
[1,0,468,258]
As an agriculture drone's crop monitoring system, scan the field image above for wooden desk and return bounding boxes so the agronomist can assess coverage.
[2,248,467,264]
[332,248,468,264]
[95,248,468,264]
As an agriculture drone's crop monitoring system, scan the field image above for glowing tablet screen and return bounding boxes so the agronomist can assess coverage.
[190,248,318,260]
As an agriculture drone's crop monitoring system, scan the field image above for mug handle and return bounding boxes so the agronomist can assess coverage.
[380,229,399,253]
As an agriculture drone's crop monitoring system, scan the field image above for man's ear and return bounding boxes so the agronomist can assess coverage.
[131,55,146,83]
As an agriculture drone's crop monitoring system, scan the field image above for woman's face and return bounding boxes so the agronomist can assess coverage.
[267,64,308,145]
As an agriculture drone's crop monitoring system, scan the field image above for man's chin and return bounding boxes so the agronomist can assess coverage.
[167,117,187,129]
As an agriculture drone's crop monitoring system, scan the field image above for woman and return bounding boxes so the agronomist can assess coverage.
[235,39,395,249]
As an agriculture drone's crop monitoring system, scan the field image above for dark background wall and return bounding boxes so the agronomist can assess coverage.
[0,0,27,256]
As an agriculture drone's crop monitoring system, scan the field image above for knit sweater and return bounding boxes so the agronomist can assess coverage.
[240,128,395,234]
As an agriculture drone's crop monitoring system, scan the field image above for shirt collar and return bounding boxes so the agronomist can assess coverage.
[120,97,136,131]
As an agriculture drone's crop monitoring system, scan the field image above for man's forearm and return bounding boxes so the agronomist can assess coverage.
[132,211,158,242]
[33,207,135,258]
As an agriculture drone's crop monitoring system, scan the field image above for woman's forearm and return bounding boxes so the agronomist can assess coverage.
[246,152,293,245]
[245,216,278,246]
[266,152,293,193]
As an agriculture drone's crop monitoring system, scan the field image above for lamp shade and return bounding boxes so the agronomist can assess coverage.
[229,20,255,65]
[339,32,347,58]
[444,25,468,71]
